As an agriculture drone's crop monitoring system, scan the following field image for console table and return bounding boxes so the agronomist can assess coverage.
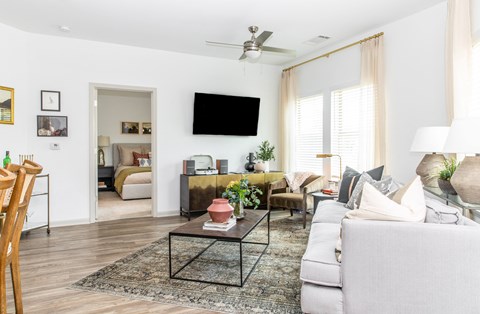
[180,172,283,220]
[424,186,480,221]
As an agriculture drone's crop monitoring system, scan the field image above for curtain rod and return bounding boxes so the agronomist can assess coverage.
[282,32,384,72]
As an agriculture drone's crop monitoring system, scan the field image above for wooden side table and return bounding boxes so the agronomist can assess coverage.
[312,192,336,214]
[98,166,114,191]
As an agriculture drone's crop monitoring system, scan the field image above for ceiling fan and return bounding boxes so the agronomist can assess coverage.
[206,26,296,60]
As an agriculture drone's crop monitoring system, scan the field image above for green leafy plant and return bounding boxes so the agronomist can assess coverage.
[438,157,458,181]
[255,140,275,162]
[222,175,263,208]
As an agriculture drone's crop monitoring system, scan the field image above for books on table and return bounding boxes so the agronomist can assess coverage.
[203,217,237,231]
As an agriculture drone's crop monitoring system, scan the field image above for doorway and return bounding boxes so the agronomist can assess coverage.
[89,83,157,223]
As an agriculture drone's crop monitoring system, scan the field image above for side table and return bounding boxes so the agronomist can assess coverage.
[98,166,114,191]
[312,192,336,214]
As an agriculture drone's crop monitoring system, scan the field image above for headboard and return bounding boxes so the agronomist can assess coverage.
[112,143,152,170]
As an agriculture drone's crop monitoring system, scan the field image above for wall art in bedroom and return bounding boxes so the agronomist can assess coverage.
[0,86,14,124]
[37,115,68,137]
[121,121,139,134]
[142,122,151,135]
[41,90,61,111]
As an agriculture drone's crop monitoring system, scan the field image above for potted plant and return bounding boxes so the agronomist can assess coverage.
[437,157,458,195]
[254,140,275,172]
[222,176,262,219]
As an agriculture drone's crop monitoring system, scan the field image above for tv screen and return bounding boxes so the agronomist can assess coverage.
[193,92,260,136]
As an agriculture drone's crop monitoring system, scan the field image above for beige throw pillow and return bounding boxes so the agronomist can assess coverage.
[118,146,142,166]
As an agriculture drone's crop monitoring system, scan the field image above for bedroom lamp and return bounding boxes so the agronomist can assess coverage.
[98,135,110,167]
[410,126,449,187]
[316,153,342,180]
[443,118,480,204]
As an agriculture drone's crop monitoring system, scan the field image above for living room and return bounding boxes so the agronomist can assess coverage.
[1,0,479,313]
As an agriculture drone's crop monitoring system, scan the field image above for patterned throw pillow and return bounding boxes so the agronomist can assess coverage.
[345,173,393,209]
[132,152,149,166]
[138,158,151,167]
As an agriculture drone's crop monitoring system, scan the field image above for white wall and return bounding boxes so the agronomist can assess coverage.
[97,89,151,166]
[0,23,281,225]
[285,2,448,184]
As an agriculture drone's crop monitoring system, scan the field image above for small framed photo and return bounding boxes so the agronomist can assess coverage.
[41,90,61,111]
[37,115,68,137]
[142,122,151,135]
[121,122,139,134]
[0,86,14,124]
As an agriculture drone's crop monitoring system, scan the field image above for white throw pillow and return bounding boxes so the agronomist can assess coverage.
[346,176,426,222]
[138,158,151,167]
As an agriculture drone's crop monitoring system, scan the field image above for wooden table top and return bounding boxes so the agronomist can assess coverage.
[170,209,269,241]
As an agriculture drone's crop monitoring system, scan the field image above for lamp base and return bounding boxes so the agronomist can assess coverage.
[415,154,446,187]
[98,148,105,167]
[451,156,480,204]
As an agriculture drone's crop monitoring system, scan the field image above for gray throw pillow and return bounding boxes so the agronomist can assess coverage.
[345,173,392,209]
[337,165,384,203]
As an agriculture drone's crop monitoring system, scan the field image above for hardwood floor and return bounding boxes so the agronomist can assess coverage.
[5,211,297,313]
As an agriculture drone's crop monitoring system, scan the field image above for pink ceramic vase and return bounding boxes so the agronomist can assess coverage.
[207,198,233,223]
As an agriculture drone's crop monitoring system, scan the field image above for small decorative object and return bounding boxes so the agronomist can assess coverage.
[222,175,262,219]
[0,86,14,125]
[41,90,61,111]
[3,151,11,169]
[207,198,233,223]
[37,115,68,137]
[121,122,140,134]
[142,122,151,135]
[255,140,275,173]
[437,157,458,195]
[98,135,110,166]
[244,152,256,172]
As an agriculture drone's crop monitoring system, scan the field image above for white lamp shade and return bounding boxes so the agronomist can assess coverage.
[98,135,110,147]
[410,126,450,153]
[443,118,480,154]
[245,49,261,59]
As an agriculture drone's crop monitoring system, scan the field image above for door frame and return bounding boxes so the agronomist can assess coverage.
[89,82,158,223]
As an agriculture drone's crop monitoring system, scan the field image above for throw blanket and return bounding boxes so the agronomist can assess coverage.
[114,167,151,195]
[284,171,314,193]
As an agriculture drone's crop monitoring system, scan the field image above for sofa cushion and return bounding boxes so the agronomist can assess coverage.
[269,192,303,209]
[301,282,343,314]
[312,200,349,224]
[301,222,342,287]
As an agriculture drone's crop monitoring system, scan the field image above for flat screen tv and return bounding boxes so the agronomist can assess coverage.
[193,92,260,136]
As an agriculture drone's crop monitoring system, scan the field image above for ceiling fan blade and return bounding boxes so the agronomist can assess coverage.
[263,46,296,56]
[255,31,273,45]
[206,41,243,49]
[239,53,247,60]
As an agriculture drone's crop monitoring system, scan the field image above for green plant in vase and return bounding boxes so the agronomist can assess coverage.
[255,140,275,172]
[222,175,263,219]
[437,157,458,195]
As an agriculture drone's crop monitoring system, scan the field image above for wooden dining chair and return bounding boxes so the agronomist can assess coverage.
[1,160,43,314]
[0,167,26,314]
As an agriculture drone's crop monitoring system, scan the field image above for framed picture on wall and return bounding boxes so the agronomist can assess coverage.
[41,90,61,111]
[0,86,14,125]
[37,115,68,137]
[121,121,140,134]
[142,122,151,134]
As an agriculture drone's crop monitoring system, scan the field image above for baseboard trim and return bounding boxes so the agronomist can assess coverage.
[51,218,90,227]
[156,210,179,217]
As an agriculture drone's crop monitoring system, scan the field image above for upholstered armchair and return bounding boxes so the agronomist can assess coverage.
[267,175,324,228]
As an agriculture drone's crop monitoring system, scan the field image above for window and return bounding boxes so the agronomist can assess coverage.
[331,85,375,178]
[295,95,323,173]
[472,42,480,117]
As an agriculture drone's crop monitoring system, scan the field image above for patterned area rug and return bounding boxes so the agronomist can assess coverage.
[71,217,309,313]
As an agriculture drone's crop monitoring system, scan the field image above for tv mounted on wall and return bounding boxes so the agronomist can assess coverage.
[193,92,260,136]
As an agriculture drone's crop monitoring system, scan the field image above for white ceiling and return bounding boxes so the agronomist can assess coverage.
[0,0,445,65]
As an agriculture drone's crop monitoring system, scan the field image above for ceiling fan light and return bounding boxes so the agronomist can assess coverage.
[245,49,261,59]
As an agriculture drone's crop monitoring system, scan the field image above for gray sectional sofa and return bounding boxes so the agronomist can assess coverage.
[300,199,480,314]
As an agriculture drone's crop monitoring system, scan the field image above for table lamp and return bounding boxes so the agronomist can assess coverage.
[98,135,110,167]
[316,153,342,180]
[443,118,480,204]
[410,127,449,187]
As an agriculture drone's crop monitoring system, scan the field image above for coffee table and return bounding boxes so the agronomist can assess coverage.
[169,209,270,287]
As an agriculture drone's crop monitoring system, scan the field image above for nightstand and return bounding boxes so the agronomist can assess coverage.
[312,192,336,214]
[98,166,114,191]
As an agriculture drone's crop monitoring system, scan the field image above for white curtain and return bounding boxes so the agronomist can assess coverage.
[361,36,386,169]
[279,69,297,173]
[445,0,472,122]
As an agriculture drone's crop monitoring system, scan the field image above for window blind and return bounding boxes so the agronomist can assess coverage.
[331,85,375,178]
[295,95,323,173]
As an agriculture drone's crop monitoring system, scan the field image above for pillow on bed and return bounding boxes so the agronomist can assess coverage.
[133,152,149,166]
[118,145,142,166]
[138,158,151,167]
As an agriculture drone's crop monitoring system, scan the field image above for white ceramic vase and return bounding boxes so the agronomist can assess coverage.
[254,161,269,172]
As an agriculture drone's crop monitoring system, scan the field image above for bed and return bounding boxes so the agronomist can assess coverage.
[112,143,152,200]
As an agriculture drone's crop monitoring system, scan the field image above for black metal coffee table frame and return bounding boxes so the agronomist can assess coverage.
[168,210,270,287]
